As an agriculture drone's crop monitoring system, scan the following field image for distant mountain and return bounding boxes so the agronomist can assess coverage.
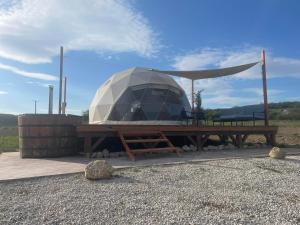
[0,114,18,126]
[204,101,300,120]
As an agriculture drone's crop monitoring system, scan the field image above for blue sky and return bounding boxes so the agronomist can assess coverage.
[0,0,299,115]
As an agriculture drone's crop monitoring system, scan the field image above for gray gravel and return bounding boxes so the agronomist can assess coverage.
[1,157,300,225]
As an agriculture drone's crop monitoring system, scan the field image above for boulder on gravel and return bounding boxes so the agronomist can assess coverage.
[85,160,114,180]
[269,147,286,159]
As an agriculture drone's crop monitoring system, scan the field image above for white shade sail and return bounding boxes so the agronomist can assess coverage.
[150,62,258,80]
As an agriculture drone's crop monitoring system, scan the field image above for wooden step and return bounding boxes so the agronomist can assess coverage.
[120,132,161,137]
[130,147,178,154]
[125,138,168,143]
[118,130,180,161]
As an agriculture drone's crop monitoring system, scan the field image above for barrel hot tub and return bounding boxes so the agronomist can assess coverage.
[18,114,82,158]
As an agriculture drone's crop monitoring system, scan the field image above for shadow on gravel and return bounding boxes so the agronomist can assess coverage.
[255,164,282,173]
[285,158,300,164]
[200,163,243,171]
[86,175,141,185]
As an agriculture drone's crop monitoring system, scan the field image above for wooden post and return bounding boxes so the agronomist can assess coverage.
[84,137,92,155]
[62,77,67,114]
[191,79,195,124]
[261,49,269,126]
[196,134,201,151]
[191,79,194,112]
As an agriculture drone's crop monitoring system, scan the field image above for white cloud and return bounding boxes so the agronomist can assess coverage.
[26,80,52,87]
[172,46,300,79]
[173,48,225,70]
[174,76,246,108]
[204,95,260,108]
[0,63,57,80]
[172,46,300,108]
[243,88,284,97]
[0,90,8,95]
[0,0,157,64]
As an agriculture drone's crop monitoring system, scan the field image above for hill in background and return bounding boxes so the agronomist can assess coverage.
[204,101,300,120]
[0,114,17,127]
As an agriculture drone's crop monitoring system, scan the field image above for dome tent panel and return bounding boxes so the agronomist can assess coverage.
[89,104,112,122]
[110,74,131,102]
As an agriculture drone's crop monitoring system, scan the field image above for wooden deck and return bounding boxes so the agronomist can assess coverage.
[76,124,278,160]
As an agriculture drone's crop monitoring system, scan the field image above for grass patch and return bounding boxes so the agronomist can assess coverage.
[0,136,19,151]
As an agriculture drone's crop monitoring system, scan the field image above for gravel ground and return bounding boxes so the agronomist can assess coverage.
[1,157,300,225]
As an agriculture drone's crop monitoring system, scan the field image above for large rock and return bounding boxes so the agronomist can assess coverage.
[85,160,114,180]
[269,147,286,159]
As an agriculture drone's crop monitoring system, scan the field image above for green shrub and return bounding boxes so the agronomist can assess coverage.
[0,136,19,150]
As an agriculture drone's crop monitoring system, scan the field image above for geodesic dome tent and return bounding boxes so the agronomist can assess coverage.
[89,67,191,124]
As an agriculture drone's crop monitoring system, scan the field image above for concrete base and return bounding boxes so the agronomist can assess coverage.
[0,148,299,181]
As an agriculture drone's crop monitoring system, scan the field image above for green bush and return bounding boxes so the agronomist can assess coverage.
[0,136,19,150]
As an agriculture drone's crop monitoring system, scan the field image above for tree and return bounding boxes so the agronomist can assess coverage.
[195,90,205,120]
[82,110,89,122]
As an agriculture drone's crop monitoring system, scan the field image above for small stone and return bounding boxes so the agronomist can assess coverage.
[207,145,217,151]
[254,143,261,148]
[96,151,103,158]
[182,145,190,151]
[119,151,127,157]
[269,147,286,159]
[227,143,235,149]
[109,152,119,158]
[218,145,224,150]
[102,149,110,158]
[189,145,197,151]
[85,160,114,180]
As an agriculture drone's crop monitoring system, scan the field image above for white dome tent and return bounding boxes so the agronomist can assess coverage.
[89,67,191,124]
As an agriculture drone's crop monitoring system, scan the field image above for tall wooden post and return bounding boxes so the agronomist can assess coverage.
[191,79,194,112]
[261,49,269,126]
[191,79,196,124]
[62,77,67,114]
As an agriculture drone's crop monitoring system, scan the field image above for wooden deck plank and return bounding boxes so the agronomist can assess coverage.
[130,147,178,154]
[77,124,278,134]
[125,138,168,143]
